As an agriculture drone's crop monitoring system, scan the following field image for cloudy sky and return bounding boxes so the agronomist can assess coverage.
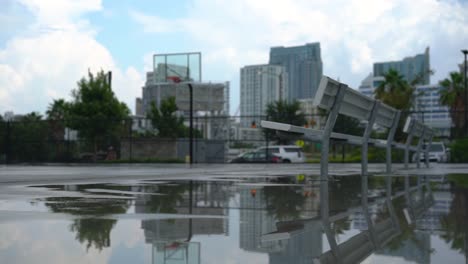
[1,0,467,115]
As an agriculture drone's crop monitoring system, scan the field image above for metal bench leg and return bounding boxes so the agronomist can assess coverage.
[362,102,379,176]
[404,120,416,170]
[425,134,433,168]
[320,84,346,181]
[415,128,426,169]
[386,111,401,174]
[320,180,342,262]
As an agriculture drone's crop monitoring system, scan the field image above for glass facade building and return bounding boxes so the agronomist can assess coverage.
[240,64,287,128]
[269,43,323,102]
[373,47,430,85]
[414,84,451,137]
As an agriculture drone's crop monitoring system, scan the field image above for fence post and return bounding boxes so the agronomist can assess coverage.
[5,121,11,164]
[129,118,133,162]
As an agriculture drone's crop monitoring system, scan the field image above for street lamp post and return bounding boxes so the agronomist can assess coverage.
[188,83,193,164]
[462,50,468,136]
[168,76,194,164]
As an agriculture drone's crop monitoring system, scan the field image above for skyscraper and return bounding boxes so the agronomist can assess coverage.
[240,64,287,127]
[373,47,430,85]
[269,43,323,101]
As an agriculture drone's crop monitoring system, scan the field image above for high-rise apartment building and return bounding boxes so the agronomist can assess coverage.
[373,47,430,85]
[269,43,323,101]
[414,84,451,137]
[240,64,287,128]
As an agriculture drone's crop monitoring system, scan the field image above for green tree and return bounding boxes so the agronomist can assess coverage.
[439,72,465,138]
[147,97,186,138]
[46,99,70,161]
[264,100,306,144]
[375,69,415,141]
[67,71,130,159]
[9,112,48,162]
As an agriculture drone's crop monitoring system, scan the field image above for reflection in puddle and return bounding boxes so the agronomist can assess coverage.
[0,174,467,263]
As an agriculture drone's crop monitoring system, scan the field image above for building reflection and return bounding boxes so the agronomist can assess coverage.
[238,179,323,262]
[136,181,232,263]
[237,174,435,264]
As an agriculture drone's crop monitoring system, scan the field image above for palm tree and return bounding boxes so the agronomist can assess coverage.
[374,69,415,141]
[375,69,415,110]
[264,100,306,144]
[439,72,465,138]
[46,99,68,120]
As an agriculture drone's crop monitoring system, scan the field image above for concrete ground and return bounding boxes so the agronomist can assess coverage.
[1,162,467,186]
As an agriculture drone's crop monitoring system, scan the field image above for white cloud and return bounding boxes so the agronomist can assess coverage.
[18,0,102,28]
[131,0,468,113]
[0,0,143,115]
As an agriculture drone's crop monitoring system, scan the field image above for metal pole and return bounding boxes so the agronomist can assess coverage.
[463,50,468,136]
[279,72,283,100]
[129,118,133,162]
[108,71,112,89]
[5,121,10,164]
[188,83,194,164]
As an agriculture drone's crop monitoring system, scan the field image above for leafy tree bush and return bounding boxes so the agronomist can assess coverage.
[67,71,130,159]
[147,96,202,138]
[264,100,306,144]
[450,138,468,163]
[374,69,415,142]
[440,72,465,138]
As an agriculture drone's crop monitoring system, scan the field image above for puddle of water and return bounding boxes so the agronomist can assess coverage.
[0,174,467,263]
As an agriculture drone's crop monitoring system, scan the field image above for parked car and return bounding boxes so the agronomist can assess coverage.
[255,145,306,163]
[230,151,282,163]
[412,142,449,163]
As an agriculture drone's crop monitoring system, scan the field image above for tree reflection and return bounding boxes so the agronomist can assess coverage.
[440,174,468,259]
[144,184,188,214]
[43,184,131,251]
[263,178,306,221]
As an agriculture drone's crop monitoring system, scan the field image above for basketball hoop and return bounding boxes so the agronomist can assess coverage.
[165,242,182,249]
[167,76,182,83]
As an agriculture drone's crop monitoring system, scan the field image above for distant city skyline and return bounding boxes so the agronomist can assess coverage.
[1,0,468,115]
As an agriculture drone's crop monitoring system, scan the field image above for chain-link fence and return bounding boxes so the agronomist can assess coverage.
[0,111,464,164]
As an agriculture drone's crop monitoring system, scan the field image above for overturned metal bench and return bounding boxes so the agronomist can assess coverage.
[261,76,432,179]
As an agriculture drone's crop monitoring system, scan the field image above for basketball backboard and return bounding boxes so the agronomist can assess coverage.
[153,52,202,83]
[153,241,200,264]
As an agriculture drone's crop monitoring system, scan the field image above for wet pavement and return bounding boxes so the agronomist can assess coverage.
[0,163,468,263]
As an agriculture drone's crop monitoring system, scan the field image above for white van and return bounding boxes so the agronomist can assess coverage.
[412,142,449,163]
[255,145,306,163]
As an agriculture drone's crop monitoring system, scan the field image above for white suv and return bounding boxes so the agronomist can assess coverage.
[412,142,449,163]
[255,145,306,163]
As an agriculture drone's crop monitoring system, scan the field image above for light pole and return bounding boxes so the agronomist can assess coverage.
[188,83,193,164]
[462,49,468,136]
[168,76,194,164]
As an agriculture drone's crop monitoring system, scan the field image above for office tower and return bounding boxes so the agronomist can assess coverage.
[414,84,452,137]
[269,43,323,101]
[373,47,430,85]
[240,64,287,128]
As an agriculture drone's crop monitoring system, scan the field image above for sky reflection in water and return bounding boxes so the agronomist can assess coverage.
[0,174,467,264]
